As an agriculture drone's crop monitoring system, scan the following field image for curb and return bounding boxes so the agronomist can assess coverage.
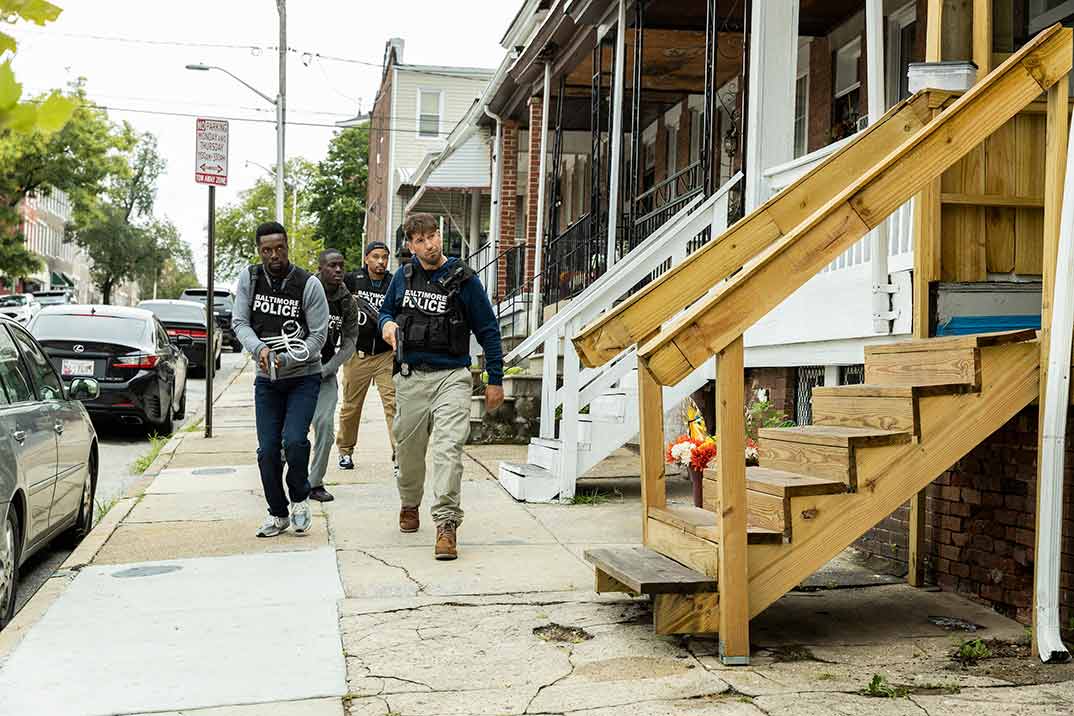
[0,355,253,659]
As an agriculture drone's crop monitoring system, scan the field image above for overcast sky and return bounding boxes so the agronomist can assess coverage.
[8,0,519,285]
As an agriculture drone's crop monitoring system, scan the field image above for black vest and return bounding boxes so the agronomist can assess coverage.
[321,287,348,364]
[396,261,473,356]
[249,264,311,342]
[344,269,391,354]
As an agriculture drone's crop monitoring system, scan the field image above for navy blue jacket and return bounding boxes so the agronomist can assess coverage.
[378,258,504,385]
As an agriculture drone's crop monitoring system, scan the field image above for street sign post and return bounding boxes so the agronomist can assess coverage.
[195,118,228,439]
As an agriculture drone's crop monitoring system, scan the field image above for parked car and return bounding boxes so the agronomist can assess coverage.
[0,294,41,324]
[30,289,73,307]
[179,288,240,351]
[28,305,189,434]
[138,299,222,374]
[0,317,99,629]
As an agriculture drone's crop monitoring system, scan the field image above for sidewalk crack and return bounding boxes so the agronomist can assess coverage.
[524,646,576,714]
[353,548,428,593]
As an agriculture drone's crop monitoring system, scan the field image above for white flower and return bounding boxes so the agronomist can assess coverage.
[670,442,695,468]
[745,444,759,460]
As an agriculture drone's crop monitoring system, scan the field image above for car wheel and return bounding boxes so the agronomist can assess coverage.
[0,507,20,630]
[64,451,97,547]
[158,387,175,435]
[174,383,187,421]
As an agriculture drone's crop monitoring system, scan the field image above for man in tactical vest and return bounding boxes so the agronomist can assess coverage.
[380,213,504,561]
[336,241,396,471]
[308,248,360,502]
[232,221,329,538]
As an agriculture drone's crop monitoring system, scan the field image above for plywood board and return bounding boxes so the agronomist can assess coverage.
[863,347,980,389]
[645,517,719,577]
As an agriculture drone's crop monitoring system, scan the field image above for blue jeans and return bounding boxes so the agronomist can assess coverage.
[254,374,321,517]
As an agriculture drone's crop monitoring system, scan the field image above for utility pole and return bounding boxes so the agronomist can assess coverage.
[276,0,287,228]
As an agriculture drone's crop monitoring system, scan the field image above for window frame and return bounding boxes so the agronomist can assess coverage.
[416,88,444,139]
[886,2,918,108]
[5,323,64,402]
[0,325,33,405]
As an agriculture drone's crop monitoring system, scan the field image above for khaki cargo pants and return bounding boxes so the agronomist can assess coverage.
[336,351,396,457]
[393,366,471,526]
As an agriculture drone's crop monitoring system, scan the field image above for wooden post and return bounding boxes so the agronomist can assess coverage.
[716,336,748,665]
[926,0,943,62]
[973,0,993,81]
[1033,74,1069,654]
[908,109,943,588]
[638,355,666,543]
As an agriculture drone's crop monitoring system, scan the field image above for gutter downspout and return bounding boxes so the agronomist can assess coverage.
[530,61,552,334]
[1035,105,1074,665]
[866,0,892,334]
[484,106,504,303]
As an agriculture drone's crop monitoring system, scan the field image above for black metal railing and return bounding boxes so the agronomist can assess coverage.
[629,161,705,251]
[541,211,608,308]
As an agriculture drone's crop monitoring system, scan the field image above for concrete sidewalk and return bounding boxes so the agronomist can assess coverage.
[3,358,1074,715]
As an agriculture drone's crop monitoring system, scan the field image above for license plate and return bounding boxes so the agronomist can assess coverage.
[61,359,95,377]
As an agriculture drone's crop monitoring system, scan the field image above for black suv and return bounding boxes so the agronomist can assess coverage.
[178,288,240,351]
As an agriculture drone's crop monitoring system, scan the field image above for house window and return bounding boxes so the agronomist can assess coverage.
[832,37,862,141]
[418,90,442,138]
[887,3,918,107]
[793,74,809,158]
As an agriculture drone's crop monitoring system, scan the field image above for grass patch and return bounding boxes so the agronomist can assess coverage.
[183,418,204,433]
[93,495,121,526]
[132,433,170,474]
[954,638,992,666]
[862,673,909,698]
[570,488,623,505]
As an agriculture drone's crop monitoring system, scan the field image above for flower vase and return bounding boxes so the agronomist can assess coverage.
[687,466,704,508]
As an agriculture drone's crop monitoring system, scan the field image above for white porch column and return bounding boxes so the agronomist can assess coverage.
[744,0,799,211]
[469,187,481,259]
[530,62,552,334]
[606,0,627,266]
[866,0,891,334]
[484,110,503,301]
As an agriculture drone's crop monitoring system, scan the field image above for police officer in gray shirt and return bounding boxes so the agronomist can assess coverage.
[232,221,329,537]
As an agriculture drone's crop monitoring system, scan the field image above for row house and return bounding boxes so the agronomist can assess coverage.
[15,188,101,304]
[400,0,1074,648]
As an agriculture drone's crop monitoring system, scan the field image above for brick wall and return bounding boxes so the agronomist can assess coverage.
[366,66,395,255]
[853,406,1074,626]
[745,367,797,419]
[807,37,832,153]
[497,119,519,300]
[524,97,544,288]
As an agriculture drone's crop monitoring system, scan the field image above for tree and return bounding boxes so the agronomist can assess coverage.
[214,157,324,279]
[73,131,166,303]
[0,82,123,283]
[138,218,199,300]
[0,1,74,135]
[308,124,367,267]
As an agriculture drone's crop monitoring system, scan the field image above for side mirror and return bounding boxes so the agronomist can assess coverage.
[69,377,100,401]
[175,334,194,347]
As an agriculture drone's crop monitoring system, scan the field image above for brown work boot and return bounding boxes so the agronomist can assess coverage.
[399,505,420,533]
[435,521,458,561]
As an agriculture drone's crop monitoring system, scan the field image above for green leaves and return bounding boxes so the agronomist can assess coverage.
[0,60,21,107]
[3,0,64,25]
[0,1,72,135]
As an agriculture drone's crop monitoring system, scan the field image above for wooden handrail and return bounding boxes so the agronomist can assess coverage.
[572,25,1072,373]
[617,25,1070,386]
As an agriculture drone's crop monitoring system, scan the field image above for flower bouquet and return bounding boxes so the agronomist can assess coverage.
[666,436,718,507]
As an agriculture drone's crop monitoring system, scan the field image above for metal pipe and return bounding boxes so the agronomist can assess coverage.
[484,106,504,301]
[605,0,627,267]
[276,0,287,227]
[866,0,890,334]
[1035,98,1074,665]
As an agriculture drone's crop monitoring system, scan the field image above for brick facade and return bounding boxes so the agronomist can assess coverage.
[524,96,544,289]
[497,119,520,300]
[807,37,832,153]
[854,406,1074,626]
[366,64,395,255]
[745,367,797,419]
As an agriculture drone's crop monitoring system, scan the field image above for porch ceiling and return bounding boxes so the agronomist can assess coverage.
[564,29,743,95]
[799,0,865,36]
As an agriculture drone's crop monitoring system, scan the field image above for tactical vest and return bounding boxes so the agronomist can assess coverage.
[248,264,311,343]
[321,288,348,364]
[396,260,473,357]
[345,269,391,354]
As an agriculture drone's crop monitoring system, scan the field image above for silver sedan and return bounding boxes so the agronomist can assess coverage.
[0,317,99,629]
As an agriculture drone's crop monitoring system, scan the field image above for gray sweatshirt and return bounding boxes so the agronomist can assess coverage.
[232,263,329,380]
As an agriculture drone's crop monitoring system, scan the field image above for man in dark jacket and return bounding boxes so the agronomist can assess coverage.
[380,213,503,561]
[308,248,360,502]
[336,241,396,470]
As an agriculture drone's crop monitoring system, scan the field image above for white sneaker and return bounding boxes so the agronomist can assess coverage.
[393,462,400,481]
[256,515,290,538]
[291,500,312,534]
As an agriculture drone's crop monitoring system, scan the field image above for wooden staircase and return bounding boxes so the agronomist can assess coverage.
[576,24,1072,664]
[587,329,1041,634]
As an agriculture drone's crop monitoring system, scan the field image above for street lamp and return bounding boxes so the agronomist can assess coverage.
[186,63,285,225]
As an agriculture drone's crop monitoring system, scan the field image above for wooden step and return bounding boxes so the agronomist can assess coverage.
[757,425,911,490]
[647,504,782,545]
[584,545,716,595]
[865,329,1037,354]
[701,466,848,540]
[865,345,981,390]
[810,384,919,435]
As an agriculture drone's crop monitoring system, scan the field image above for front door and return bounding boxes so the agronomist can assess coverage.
[0,327,56,544]
[9,325,85,524]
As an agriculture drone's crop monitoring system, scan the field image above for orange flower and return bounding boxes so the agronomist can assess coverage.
[689,440,718,473]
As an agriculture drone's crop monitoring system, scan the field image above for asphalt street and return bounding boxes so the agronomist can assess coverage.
[13,350,247,614]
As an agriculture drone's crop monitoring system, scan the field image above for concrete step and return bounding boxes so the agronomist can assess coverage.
[498,461,560,502]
